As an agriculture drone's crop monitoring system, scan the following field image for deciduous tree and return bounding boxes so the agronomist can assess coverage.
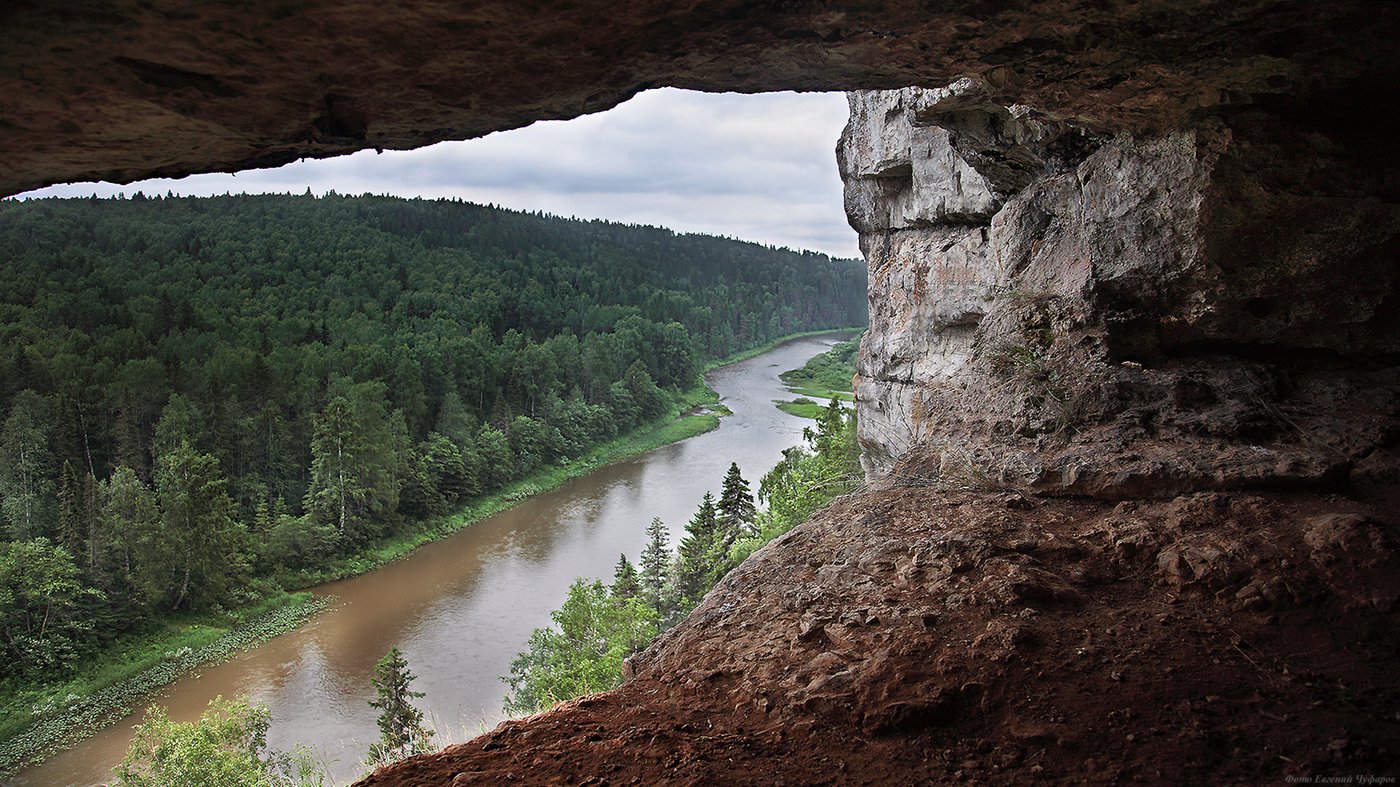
[155,441,247,610]
[1,390,56,539]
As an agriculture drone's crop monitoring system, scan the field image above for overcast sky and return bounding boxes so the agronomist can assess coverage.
[19,89,860,258]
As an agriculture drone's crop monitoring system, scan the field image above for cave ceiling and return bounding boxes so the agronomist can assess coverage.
[3,0,1397,197]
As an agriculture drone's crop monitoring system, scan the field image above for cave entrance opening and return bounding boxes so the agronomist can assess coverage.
[15,88,861,261]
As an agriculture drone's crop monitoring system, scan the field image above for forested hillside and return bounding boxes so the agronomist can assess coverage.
[0,192,865,684]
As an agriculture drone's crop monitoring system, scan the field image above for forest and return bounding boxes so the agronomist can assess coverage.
[0,192,866,691]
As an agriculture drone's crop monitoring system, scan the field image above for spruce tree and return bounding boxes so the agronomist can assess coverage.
[56,459,84,563]
[367,646,432,763]
[716,462,757,543]
[252,499,273,535]
[612,553,640,602]
[675,492,718,609]
[639,517,671,616]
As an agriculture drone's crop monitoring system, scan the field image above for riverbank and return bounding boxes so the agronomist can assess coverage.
[774,332,862,418]
[0,328,861,778]
[0,592,329,775]
[285,327,861,588]
[701,327,862,372]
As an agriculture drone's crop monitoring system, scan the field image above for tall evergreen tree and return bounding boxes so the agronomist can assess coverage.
[675,492,718,610]
[716,462,757,543]
[55,459,85,564]
[367,646,432,763]
[611,553,640,602]
[638,517,671,616]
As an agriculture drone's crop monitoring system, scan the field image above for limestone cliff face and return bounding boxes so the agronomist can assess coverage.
[842,83,1400,505]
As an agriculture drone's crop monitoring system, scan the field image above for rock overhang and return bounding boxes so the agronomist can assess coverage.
[3,0,1399,196]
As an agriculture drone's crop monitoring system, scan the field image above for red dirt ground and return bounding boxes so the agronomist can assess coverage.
[359,487,1400,785]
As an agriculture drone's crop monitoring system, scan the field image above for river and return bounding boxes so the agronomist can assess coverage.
[17,332,852,786]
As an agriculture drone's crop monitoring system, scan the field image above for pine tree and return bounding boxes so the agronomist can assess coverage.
[611,553,640,602]
[56,459,85,563]
[638,517,671,616]
[252,499,273,535]
[675,492,718,609]
[716,462,756,543]
[367,646,432,763]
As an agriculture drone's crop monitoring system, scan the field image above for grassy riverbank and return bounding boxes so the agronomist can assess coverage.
[0,328,860,777]
[775,333,862,418]
[287,327,862,587]
[0,592,329,774]
[702,327,863,371]
[279,381,726,588]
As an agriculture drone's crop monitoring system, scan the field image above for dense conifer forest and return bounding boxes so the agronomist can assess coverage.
[0,192,866,686]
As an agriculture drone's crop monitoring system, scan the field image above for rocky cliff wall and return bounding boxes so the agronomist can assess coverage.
[843,82,1400,509]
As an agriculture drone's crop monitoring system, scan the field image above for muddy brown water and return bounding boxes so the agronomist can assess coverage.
[17,333,853,786]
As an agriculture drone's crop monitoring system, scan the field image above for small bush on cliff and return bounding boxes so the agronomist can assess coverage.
[502,578,660,716]
[114,696,324,786]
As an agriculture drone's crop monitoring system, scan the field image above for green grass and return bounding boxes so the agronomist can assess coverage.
[776,398,825,419]
[783,384,855,402]
[0,592,329,775]
[777,396,858,420]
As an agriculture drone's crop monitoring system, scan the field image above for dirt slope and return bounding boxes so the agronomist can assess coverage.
[360,486,1399,784]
